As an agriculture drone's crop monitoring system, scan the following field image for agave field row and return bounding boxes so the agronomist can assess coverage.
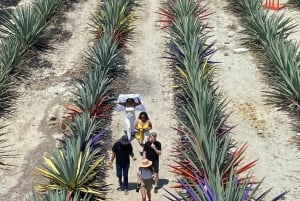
[158,0,288,200]
[228,0,300,115]
[23,0,140,200]
[0,0,66,113]
[0,0,67,171]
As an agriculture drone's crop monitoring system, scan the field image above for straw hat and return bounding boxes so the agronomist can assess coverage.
[139,159,152,167]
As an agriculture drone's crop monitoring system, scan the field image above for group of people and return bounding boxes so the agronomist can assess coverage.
[109,97,161,201]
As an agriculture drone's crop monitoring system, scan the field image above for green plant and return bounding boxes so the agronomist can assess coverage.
[37,137,106,199]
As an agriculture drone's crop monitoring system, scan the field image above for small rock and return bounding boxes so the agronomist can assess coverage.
[224,52,229,56]
[224,41,230,44]
[258,130,264,134]
[49,116,57,121]
[233,47,248,54]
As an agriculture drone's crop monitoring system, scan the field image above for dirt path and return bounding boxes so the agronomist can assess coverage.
[107,0,176,200]
[204,1,300,200]
[0,0,98,200]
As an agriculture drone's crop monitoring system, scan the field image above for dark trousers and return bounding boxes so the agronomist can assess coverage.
[116,163,130,189]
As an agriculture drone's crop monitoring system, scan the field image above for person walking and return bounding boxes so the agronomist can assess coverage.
[118,98,141,140]
[136,159,154,201]
[110,135,137,195]
[143,132,161,193]
[135,112,152,154]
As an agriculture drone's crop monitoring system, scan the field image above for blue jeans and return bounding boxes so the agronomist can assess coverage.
[116,163,129,189]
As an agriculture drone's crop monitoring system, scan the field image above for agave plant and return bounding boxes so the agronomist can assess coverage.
[157,0,211,30]
[0,6,50,51]
[262,39,300,110]
[85,34,125,77]
[32,0,65,22]
[241,10,296,49]
[229,0,300,112]
[65,71,112,119]
[90,0,136,46]
[59,113,107,153]
[37,137,107,199]
[27,188,92,201]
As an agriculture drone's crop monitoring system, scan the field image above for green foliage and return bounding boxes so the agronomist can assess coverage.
[0,6,50,51]
[0,126,16,168]
[85,34,125,77]
[90,0,136,45]
[37,137,106,199]
[263,39,300,109]
[0,0,65,113]
[32,0,65,21]
[65,112,100,142]
[27,188,91,201]
[230,0,300,111]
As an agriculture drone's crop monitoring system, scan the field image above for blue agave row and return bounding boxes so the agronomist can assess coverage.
[26,0,140,200]
[227,0,300,113]
[158,0,288,200]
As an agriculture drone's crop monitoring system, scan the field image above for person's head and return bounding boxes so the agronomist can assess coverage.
[126,98,135,104]
[138,112,149,122]
[139,159,152,169]
[119,135,130,146]
[150,132,157,142]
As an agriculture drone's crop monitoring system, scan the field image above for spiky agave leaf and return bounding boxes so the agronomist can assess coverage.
[262,39,300,110]
[242,10,296,49]
[85,34,125,77]
[62,112,100,142]
[157,0,211,29]
[26,187,92,201]
[37,137,107,199]
[68,70,113,117]
[0,6,50,51]
[0,126,16,168]
[90,0,136,46]
[32,0,65,22]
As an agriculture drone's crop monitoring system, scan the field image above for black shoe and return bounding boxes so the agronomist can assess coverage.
[154,187,158,193]
[136,183,141,192]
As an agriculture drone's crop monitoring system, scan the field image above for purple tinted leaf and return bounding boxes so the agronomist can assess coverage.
[163,187,183,201]
[240,183,252,201]
[271,191,289,201]
[255,188,272,200]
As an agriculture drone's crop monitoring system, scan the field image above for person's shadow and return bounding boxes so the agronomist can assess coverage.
[158,178,169,189]
[127,179,169,191]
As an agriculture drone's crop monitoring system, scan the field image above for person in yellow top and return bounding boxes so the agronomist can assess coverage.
[135,112,152,154]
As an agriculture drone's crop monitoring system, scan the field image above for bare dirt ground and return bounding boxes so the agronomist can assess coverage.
[0,0,299,200]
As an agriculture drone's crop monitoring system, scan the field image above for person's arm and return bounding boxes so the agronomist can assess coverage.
[134,119,140,131]
[151,142,161,156]
[118,101,126,106]
[145,121,152,131]
[129,144,136,160]
[134,98,141,107]
[143,143,148,159]
[109,152,116,169]
[130,152,137,161]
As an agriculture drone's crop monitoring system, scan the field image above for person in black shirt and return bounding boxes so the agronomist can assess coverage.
[110,135,136,195]
[143,132,161,193]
